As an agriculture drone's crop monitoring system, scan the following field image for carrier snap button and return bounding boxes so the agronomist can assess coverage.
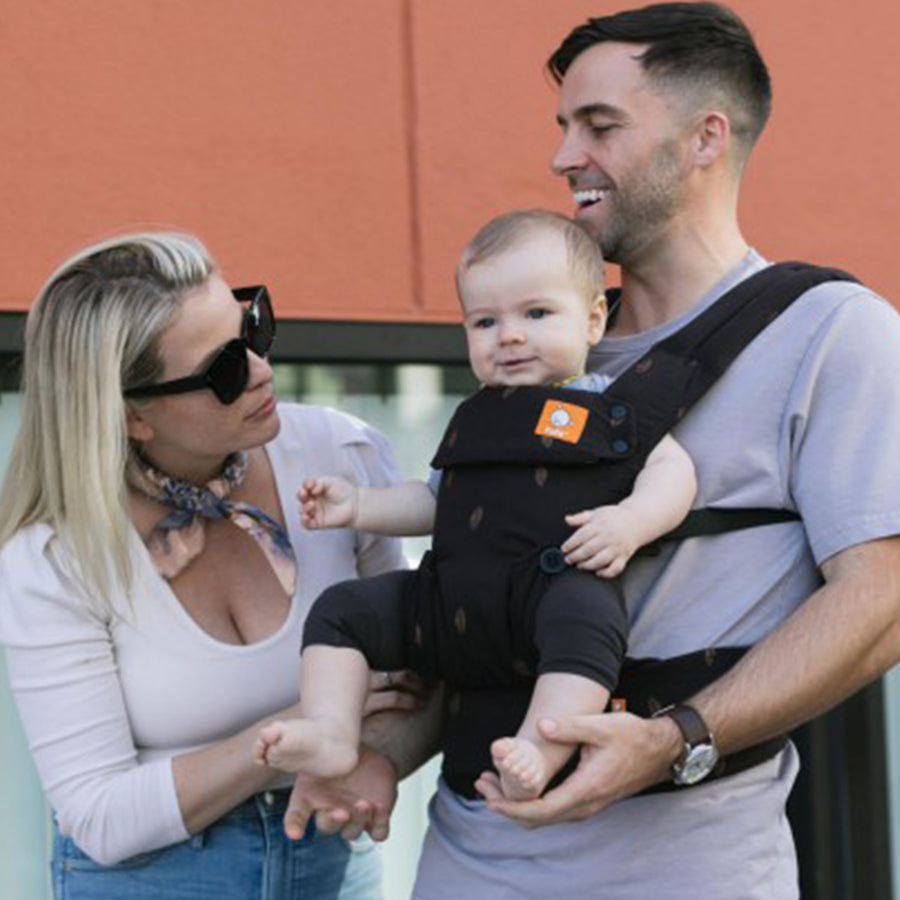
[612,438,630,454]
[609,403,628,420]
[538,547,567,574]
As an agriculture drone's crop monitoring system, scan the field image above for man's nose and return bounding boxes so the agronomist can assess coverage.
[551,128,588,176]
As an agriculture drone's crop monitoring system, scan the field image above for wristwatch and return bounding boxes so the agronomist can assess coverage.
[653,703,719,786]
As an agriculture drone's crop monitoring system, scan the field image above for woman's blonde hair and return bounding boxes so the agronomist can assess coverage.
[0,232,215,609]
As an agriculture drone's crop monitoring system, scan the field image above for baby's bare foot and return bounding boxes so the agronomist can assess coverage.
[491,736,550,801]
[256,719,358,777]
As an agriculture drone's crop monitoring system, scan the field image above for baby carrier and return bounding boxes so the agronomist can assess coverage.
[422,262,859,796]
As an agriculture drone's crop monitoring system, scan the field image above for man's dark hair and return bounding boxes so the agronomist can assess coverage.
[548,3,771,154]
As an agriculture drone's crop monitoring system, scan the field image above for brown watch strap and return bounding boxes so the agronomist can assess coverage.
[656,703,711,745]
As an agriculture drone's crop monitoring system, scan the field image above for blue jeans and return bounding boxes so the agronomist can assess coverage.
[52,789,383,900]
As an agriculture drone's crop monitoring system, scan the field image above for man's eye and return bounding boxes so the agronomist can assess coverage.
[526,308,549,320]
[473,317,495,329]
[589,124,614,137]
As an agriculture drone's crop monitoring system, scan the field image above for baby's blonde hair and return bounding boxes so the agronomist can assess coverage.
[456,209,605,303]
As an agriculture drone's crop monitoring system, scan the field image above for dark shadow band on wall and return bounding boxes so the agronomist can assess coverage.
[0,314,26,355]
[275,319,468,364]
[0,313,469,388]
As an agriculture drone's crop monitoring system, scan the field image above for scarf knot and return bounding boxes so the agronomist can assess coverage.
[127,450,297,595]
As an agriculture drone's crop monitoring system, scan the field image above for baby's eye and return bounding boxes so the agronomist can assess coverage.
[526,308,549,320]
[472,316,495,329]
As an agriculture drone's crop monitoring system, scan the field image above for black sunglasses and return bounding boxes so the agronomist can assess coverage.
[125,285,275,406]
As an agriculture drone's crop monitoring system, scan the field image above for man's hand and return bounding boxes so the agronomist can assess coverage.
[562,506,644,577]
[283,744,399,842]
[363,668,428,717]
[474,712,680,826]
[299,476,359,530]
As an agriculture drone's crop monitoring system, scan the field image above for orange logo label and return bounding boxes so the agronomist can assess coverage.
[534,400,589,444]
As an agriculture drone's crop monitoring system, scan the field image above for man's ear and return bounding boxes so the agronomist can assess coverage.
[692,111,730,168]
[125,402,154,443]
[587,293,608,346]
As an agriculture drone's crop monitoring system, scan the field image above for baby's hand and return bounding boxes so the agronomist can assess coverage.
[299,477,359,530]
[561,505,643,577]
[253,723,281,767]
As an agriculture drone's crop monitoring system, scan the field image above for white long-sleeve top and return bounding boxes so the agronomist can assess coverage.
[0,404,404,865]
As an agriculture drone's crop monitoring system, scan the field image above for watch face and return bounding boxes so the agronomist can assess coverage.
[675,744,719,786]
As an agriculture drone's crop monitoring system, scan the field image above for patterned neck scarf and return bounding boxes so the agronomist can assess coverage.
[127,450,297,596]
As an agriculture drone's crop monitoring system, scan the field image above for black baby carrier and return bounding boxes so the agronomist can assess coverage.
[419,262,859,797]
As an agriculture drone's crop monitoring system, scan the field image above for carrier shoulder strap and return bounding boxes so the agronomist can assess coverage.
[606,261,859,542]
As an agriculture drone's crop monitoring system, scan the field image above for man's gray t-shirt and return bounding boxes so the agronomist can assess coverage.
[594,252,900,658]
[412,251,900,900]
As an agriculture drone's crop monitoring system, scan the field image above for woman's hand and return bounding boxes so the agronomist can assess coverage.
[283,744,399,842]
[363,668,428,716]
[474,712,680,826]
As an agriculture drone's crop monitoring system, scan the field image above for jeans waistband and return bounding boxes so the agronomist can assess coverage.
[224,788,297,823]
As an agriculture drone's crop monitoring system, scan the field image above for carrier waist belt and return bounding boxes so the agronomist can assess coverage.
[442,645,788,799]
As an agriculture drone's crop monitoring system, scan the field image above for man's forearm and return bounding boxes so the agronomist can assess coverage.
[691,536,900,755]
[477,536,900,827]
[362,683,444,778]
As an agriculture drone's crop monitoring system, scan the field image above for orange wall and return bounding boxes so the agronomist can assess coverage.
[1,1,898,321]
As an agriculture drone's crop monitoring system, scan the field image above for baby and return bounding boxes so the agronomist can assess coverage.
[255,209,696,801]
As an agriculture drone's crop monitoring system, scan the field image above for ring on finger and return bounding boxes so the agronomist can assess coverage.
[382,671,393,689]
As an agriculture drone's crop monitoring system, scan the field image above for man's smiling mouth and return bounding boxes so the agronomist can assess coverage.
[573,188,609,208]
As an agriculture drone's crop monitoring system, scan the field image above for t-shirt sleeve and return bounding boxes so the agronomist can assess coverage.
[0,528,188,865]
[787,289,900,563]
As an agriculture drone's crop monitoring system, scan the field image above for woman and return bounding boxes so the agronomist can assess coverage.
[0,232,411,899]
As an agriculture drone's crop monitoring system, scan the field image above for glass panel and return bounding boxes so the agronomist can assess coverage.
[273,362,476,899]
[274,362,476,565]
[884,670,900,898]
[0,391,52,900]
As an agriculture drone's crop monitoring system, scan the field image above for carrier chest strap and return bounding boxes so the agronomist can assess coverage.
[609,261,857,551]
[640,507,802,555]
[603,262,859,456]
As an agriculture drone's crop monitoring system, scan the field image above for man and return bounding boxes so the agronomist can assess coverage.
[288,4,900,897]
[469,3,900,896]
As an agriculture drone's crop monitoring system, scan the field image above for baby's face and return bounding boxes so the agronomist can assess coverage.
[459,230,605,387]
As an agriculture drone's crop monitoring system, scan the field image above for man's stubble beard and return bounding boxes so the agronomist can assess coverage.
[596,138,688,267]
